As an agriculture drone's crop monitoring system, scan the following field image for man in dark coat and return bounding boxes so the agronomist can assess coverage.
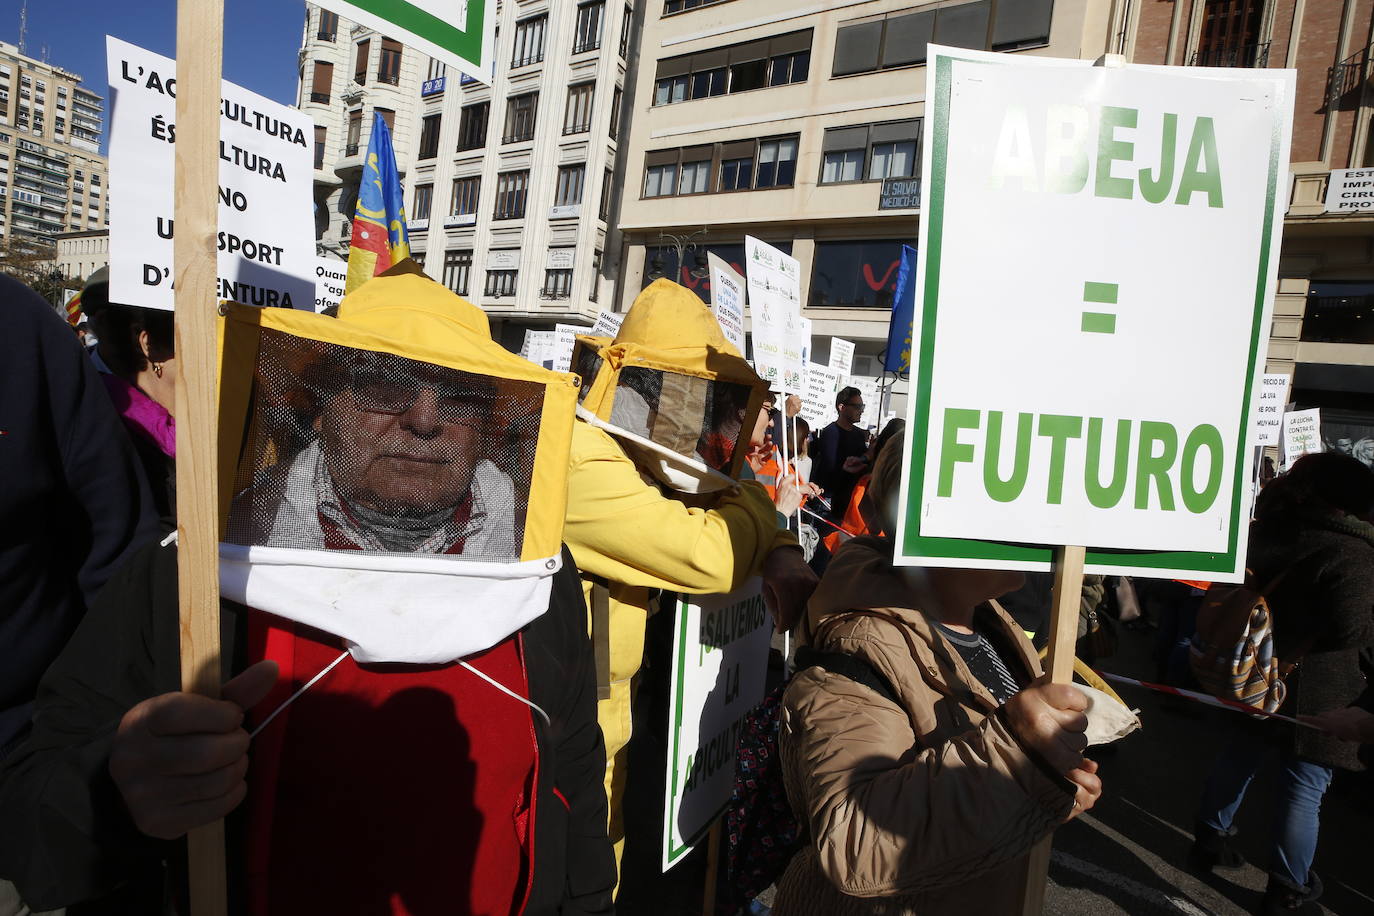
[809,386,870,521]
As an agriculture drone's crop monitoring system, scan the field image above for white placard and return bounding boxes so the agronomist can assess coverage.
[829,337,856,375]
[1324,168,1374,213]
[523,329,555,369]
[802,362,842,427]
[707,253,746,352]
[744,237,802,391]
[846,376,881,432]
[662,580,770,872]
[898,47,1294,582]
[1282,408,1323,469]
[590,309,625,339]
[106,37,315,312]
[552,323,590,373]
[1253,373,1291,446]
[314,257,347,313]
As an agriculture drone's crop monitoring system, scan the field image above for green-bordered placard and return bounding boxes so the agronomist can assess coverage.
[313,0,493,85]
[894,47,1296,583]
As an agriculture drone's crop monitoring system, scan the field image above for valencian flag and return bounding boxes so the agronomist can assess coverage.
[882,244,917,374]
[64,288,84,327]
[346,112,411,294]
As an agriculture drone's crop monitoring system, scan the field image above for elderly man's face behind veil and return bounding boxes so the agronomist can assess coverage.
[320,355,489,515]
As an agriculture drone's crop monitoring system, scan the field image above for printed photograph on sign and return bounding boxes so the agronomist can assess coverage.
[896,47,1294,582]
[1321,414,1374,470]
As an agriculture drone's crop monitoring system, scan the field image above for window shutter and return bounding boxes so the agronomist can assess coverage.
[656,54,693,79]
[934,0,992,50]
[832,22,883,75]
[768,29,813,57]
[880,11,935,68]
[992,0,1054,49]
[823,125,870,152]
[645,148,680,167]
[870,119,919,145]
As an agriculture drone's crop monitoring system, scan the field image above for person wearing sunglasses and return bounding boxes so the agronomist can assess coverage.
[810,386,871,524]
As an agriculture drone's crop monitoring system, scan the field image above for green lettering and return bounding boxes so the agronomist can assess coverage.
[1181,424,1224,512]
[1085,418,1132,509]
[1134,421,1178,511]
[1174,116,1223,208]
[938,409,980,498]
[1037,414,1084,505]
[983,411,1033,503]
[1095,106,1137,200]
[1137,112,1178,204]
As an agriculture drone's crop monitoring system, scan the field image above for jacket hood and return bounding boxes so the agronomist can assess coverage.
[614,278,743,357]
[805,536,915,635]
[338,259,493,351]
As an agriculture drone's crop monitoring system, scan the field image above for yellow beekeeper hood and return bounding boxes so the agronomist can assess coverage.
[216,261,580,665]
[577,279,767,493]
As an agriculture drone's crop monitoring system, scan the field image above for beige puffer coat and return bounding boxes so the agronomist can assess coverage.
[775,537,1075,915]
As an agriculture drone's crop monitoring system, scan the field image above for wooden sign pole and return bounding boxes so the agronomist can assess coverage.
[1019,543,1086,916]
[173,0,227,913]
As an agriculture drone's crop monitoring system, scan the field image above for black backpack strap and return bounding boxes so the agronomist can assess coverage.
[794,646,899,705]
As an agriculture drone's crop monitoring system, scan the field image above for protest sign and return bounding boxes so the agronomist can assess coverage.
[1254,373,1290,446]
[846,375,881,432]
[522,330,555,369]
[744,237,803,391]
[315,257,347,313]
[662,580,770,871]
[707,253,746,352]
[1324,168,1374,213]
[829,337,855,375]
[309,0,495,85]
[590,309,625,339]
[106,37,315,312]
[552,323,591,373]
[1282,408,1323,469]
[897,47,1294,582]
[802,362,841,426]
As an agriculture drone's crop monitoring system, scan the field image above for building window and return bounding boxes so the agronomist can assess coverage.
[663,0,734,13]
[314,125,326,169]
[643,163,677,198]
[543,269,573,299]
[820,120,921,184]
[443,250,472,295]
[451,176,480,215]
[345,109,362,155]
[574,2,605,54]
[503,92,538,143]
[718,146,753,190]
[317,9,338,41]
[457,101,489,151]
[755,137,797,188]
[600,167,614,219]
[375,107,395,133]
[678,159,710,194]
[413,183,433,220]
[378,39,403,85]
[653,30,811,106]
[609,86,624,139]
[485,269,518,297]
[512,15,548,67]
[427,58,447,81]
[494,170,530,219]
[418,114,442,159]
[411,251,426,271]
[809,240,907,308]
[310,61,333,103]
[620,6,634,57]
[1303,281,1374,345]
[564,83,595,135]
[833,0,1051,77]
[555,164,586,207]
[354,39,370,84]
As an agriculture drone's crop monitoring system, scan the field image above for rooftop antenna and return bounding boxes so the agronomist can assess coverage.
[41,43,49,64]
[17,0,27,56]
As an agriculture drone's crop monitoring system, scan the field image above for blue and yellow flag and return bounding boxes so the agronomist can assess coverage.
[346,112,411,294]
[883,244,917,374]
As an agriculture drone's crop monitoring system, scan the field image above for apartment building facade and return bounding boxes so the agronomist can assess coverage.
[0,41,109,260]
[615,0,1109,414]
[299,2,635,348]
[1125,0,1374,464]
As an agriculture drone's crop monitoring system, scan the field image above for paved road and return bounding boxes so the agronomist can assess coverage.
[618,620,1374,915]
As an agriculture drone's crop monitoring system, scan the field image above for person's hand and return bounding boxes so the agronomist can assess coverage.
[1003,680,1089,775]
[761,545,819,634]
[774,474,821,517]
[1063,757,1102,821]
[1300,706,1374,744]
[784,394,803,418]
[842,455,868,475]
[109,661,279,840]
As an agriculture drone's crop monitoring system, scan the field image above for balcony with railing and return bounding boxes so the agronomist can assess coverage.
[1189,41,1270,69]
[1327,41,1372,111]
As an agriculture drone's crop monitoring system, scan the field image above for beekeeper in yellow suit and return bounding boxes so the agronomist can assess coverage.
[562,278,818,872]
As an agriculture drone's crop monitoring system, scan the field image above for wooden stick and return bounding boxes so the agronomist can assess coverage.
[700,821,721,916]
[174,1,227,913]
[1019,544,1087,916]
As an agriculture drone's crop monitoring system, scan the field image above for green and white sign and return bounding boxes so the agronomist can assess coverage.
[662,580,770,871]
[896,47,1294,583]
[312,0,494,85]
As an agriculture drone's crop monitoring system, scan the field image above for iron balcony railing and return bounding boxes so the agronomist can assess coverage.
[1327,42,1372,110]
[1189,41,1270,69]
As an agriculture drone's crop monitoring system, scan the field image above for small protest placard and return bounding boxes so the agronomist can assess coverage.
[802,362,842,427]
[106,37,316,312]
[314,258,347,313]
[1253,373,1290,446]
[829,337,856,375]
[745,237,802,391]
[707,253,746,352]
[590,309,625,339]
[1282,408,1323,469]
[552,323,591,373]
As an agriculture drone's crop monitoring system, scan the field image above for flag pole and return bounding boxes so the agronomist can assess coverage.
[173,0,228,913]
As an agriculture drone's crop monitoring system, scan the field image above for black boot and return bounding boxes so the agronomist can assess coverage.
[1188,820,1246,872]
[1259,871,1323,915]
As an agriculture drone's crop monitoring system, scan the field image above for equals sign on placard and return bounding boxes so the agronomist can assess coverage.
[1081,281,1118,334]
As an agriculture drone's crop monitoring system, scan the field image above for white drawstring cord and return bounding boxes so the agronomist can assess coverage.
[459,660,552,727]
[249,650,350,739]
[160,530,179,547]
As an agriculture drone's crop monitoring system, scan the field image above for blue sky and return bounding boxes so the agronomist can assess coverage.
[12,0,307,150]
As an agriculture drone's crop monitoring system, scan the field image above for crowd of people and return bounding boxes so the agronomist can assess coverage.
[0,263,1370,916]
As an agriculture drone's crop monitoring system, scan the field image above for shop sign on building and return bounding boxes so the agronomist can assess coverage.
[1323,168,1374,213]
[879,177,921,210]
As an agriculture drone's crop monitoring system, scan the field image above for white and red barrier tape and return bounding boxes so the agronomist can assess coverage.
[1095,671,1321,730]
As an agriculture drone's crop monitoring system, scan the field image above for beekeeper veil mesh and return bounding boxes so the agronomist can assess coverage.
[216,263,579,664]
